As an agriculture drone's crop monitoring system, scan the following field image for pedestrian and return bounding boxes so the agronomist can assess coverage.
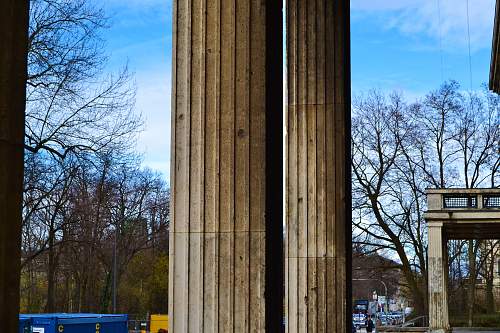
[366,315,375,333]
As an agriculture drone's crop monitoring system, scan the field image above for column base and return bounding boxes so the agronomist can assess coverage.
[429,328,450,333]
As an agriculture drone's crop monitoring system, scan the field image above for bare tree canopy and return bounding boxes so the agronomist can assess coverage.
[352,81,500,316]
[26,0,141,160]
[20,0,168,315]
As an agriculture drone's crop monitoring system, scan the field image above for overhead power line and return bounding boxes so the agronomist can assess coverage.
[437,0,444,82]
[466,0,473,91]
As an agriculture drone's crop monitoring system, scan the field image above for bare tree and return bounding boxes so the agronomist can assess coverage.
[479,240,500,314]
[352,81,500,318]
[352,90,428,315]
[26,0,141,159]
[20,0,157,314]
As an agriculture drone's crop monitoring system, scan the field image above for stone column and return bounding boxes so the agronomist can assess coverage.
[442,238,449,326]
[168,0,283,332]
[0,1,29,331]
[428,222,449,332]
[285,0,351,332]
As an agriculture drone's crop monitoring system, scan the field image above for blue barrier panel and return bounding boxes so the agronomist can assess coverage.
[20,313,128,333]
[19,317,31,333]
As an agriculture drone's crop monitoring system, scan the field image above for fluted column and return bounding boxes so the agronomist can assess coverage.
[428,222,449,332]
[0,1,29,331]
[169,0,283,332]
[285,0,351,332]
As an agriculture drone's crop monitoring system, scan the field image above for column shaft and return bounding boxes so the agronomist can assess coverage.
[169,0,283,332]
[442,239,449,326]
[0,1,29,331]
[285,0,350,332]
[428,222,449,331]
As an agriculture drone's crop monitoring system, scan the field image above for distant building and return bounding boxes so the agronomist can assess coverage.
[352,251,403,302]
[471,241,500,311]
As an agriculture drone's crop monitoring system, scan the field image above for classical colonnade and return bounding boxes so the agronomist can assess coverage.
[168,0,350,331]
[425,189,500,333]
[1,0,351,332]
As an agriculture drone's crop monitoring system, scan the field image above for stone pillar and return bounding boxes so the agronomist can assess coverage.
[285,0,351,332]
[443,238,449,326]
[428,222,449,332]
[0,1,29,331]
[168,0,283,332]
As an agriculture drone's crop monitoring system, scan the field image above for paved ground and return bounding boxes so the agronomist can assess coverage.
[355,328,500,333]
[453,331,500,333]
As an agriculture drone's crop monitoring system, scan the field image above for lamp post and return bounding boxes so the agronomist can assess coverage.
[113,224,117,313]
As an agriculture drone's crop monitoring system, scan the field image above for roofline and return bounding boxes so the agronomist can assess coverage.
[425,188,500,194]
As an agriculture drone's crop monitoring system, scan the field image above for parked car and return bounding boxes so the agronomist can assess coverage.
[352,313,366,329]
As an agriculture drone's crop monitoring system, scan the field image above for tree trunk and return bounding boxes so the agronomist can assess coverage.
[99,270,112,313]
[400,264,427,316]
[28,262,34,312]
[74,273,82,312]
[46,228,55,312]
[467,240,476,327]
[486,249,495,313]
[486,278,495,314]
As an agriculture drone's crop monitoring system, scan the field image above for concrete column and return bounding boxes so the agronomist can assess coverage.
[428,222,450,332]
[285,0,351,332]
[169,0,283,332]
[0,1,29,331]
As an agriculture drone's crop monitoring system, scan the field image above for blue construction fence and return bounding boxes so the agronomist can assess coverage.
[19,313,128,333]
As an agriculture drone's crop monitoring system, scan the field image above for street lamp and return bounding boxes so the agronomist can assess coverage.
[113,224,118,313]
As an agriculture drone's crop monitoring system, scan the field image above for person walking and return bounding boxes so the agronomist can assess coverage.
[366,315,375,333]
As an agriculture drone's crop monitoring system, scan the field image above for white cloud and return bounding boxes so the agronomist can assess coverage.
[352,0,495,52]
[142,160,171,183]
[134,69,171,180]
[100,0,171,30]
[103,0,170,10]
[352,0,418,11]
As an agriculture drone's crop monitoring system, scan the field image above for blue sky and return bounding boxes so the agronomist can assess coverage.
[352,0,495,97]
[98,0,496,183]
[100,0,172,180]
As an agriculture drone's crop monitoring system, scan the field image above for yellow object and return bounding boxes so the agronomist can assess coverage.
[150,314,169,332]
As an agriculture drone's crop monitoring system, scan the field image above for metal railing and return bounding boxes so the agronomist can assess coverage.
[401,315,428,327]
[376,316,429,332]
[443,195,477,208]
[442,193,500,209]
[484,194,500,208]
